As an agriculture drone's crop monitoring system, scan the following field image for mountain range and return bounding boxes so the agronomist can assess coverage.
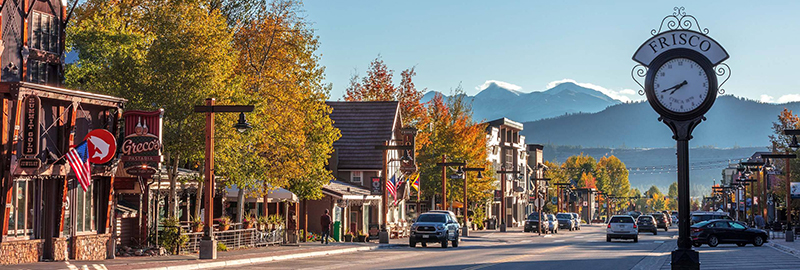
[426,81,800,148]
[423,81,621,122]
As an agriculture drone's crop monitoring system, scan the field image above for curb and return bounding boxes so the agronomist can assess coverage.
[135,246,378,270]
[767,242,800,259]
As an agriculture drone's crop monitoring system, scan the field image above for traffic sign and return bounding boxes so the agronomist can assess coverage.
[85,129,117,164]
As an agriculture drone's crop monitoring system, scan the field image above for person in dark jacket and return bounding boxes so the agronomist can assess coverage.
[321,209,332,244]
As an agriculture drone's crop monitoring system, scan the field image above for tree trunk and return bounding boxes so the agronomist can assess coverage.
[167,152,180,218]
[195,161,205,220]
[237,188,245,223]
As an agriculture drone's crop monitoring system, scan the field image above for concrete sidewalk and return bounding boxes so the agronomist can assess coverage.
[767,235,800,258]
[9,242,387,270]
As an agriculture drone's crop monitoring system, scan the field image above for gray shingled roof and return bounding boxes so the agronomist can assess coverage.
[323,180,372,197]
[327,101,400,170]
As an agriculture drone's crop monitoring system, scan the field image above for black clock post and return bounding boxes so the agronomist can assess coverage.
[631,7,731,270]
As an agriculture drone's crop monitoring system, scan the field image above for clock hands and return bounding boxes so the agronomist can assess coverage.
[660,80,688,95]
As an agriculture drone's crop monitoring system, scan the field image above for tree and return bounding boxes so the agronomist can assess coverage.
[645,185,663,198]
[769,108,800,212]
[344,56,427,127]
[597,155,631,203]
[415,87,493,212]
[667,182,679,209]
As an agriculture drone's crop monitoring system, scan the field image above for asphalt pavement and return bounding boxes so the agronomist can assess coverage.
[231,224,800,270]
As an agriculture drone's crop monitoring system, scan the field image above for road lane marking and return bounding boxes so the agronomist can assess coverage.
[574,236,585,239]
[654,241,665,243]
[461,244,570,270]
[543,235,553,238]
[553,240,565,243]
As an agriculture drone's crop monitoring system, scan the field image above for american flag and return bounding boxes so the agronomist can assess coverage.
[387,174,397,202]
[66,141,92,192]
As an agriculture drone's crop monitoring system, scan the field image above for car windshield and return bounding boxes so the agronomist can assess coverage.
[638,216,652,222]
[557,214,571,219]
[527,213,540,220]
[610,216,634,223]
[691,215,705,222]
[417,214,446,223]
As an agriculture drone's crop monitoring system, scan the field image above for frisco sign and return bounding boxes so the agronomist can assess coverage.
[121,110,163,176]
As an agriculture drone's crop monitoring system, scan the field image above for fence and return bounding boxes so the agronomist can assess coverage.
[180,224,285,254]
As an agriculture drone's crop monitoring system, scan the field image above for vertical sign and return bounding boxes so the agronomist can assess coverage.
[371,177,382,195]
[399,127,418,175]
[22,95,40,156]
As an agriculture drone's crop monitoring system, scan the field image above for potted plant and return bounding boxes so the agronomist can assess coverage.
[257,215,268,231]
[191,216,204,233]
[219,216,231,231]
[356,230,367,242]
[343,231,354,242]
[242,213,255,229]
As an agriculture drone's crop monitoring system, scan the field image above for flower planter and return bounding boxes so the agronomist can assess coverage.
[192,225,204,233]
[356,235,367,242]
[243,222,252,229]
[343,235,353,242]
[220,224,230,231]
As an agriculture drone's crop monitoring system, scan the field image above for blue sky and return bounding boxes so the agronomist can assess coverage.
[304,1,800,103]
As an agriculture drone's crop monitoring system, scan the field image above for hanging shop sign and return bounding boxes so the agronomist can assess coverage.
[85,129,117,164]
[791,182,800,199]
[371,177,382,195]
[19,95,41,169]
[121,110,163,177]
[399,127,418,175]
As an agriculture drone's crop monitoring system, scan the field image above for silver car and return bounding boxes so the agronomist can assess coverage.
[409,212,460,248]
[547,214,559,233]
[607,215,638,242]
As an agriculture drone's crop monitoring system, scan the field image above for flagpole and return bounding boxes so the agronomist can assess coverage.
[417,174,421,217]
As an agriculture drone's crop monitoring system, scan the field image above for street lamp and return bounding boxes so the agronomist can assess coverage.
[193,99,253,260]
[375,142,416,244]
[436,157,466,212]
[762,151,798,241]
[461,166,485,237]
[496,166,522,232]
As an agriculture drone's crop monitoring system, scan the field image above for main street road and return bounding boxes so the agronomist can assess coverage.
[230,225,800,270]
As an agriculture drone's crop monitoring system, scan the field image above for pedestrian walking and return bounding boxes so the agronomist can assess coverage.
[755,214,765,229]
[321,209,332,244]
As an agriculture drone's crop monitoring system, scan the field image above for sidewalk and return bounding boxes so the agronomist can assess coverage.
[9,241,395,270]
[767,233,800,258]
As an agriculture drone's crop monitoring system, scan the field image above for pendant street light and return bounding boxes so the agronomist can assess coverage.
[461,166,486,237]
[193,99,254,260]
[496,166,523,232]
[436,157,466,213]
[762,151,798,241]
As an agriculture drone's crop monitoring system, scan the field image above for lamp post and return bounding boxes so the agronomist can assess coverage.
[374,142,416,244]
[436,157,466,212]
[460,167,485,237]
[193,98,253,260]
[496,166,522,232]
[553,182,571,213]
[531,176,551,235]
[762,151,798,241]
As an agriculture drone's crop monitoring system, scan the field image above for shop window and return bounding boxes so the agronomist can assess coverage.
[6,178,38,238]
[31,11,59,53]
[351,171,362,184]
[68,178,97,234]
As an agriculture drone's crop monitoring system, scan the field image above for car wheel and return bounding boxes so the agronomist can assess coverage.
[607,236,611,242]
[633,236,638,243]
[409,240,416,247]
[736,243,746,247]
[441,239,448,248]
[707,235,719,247]
[665,227,669,232]
[692,242,702,247]
[653,231,657,235]
[452,236,459,248]
[753,236,765,247]
[421,242,427,247]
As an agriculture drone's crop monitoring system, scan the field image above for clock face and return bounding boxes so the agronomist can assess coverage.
[652,58,709,113]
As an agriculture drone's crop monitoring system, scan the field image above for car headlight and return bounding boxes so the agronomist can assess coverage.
[411,225,417,231]
[436,225,444,230]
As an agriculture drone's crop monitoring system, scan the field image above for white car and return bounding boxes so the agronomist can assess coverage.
[607,215,638,243]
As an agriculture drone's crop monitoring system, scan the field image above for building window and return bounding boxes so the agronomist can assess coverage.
[67,178,96,234]
[28,60,60,85]
[351,171,363,184]
[31,11,59,53]
[7,178,38,238]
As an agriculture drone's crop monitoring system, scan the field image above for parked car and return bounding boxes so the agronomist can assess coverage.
[556,213,576,231]
[607,215,638,242]
[570,213,582,230]
[547,214,559,234]
[409,212,460,248]
[691,219,768,247]
[649,212,669,231]
[637,215,658,235]
[690,212,732,225]
[661,210,672,226]
[524,212,545,233]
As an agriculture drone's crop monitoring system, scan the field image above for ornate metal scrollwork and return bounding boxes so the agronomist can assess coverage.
[651,7,709,36]
[714,63,730,95]
[631,64,648,96]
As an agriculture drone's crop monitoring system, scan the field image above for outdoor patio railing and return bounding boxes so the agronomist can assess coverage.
[180,224,285,254]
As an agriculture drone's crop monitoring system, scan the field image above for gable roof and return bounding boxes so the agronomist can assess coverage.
[327,101,401,170]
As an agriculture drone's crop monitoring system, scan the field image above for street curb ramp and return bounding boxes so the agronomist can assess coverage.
[136,246,378,270]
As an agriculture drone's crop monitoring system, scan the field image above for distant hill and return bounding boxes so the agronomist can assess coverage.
[423,81,621,122]
[521,95,800,149]
[542,145,765,198]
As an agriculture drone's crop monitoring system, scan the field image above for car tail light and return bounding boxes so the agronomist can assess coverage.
[691,228,703,233]
[607,223,611,228]
[633,223,637,229]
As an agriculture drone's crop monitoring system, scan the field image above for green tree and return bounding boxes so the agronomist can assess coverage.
[667,182,679,209]
[645,185,663,198]
[769,108,800,212]
[597,155,631,203]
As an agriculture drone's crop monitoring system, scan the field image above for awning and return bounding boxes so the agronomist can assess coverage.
[322,180,381,201]
[226,185,298,203]
[115,200,139,218]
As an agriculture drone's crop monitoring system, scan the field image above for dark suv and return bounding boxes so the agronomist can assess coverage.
[649,212,669,231]
[409,212,460,248]
[556,213,575,231]
[524,212,544,233]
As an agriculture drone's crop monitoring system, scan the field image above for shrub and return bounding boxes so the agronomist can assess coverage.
[158,217,188,254]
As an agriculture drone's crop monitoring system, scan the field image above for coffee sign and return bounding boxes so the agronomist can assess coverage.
[121,110,163,177]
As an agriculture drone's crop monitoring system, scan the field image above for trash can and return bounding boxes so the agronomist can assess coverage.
[333,221,341,242]
[486,219,496,230]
